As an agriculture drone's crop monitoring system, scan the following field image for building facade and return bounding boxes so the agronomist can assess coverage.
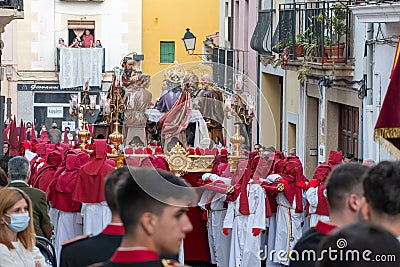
[3,0,142,133]
[252,0,363,177]
[142,0,219,100]
[217,0,259,147]
[352,1,400,162]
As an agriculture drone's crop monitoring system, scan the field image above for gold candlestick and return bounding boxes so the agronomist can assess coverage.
[78,120,91,149]
[230,123,245,156]
[69,78,96,150]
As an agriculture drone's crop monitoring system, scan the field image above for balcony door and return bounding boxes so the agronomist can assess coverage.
[339,104,359,158]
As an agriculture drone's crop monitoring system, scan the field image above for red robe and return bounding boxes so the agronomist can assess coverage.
[182,172,210,261]
[48,151,89,212]
[32,149,62,192]
[315,182,329,216]
[73,140,115,203]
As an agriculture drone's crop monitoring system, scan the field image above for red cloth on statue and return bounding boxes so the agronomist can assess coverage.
[151,156,170,171]
[139,156,153,168]
[158,90,192,140]
[182,172,210,262]
[73,140,114,203]
[48,150,89,212]
[124,156,140,167]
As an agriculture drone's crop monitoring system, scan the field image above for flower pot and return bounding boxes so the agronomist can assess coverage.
[325,44,345,63]
[295,43,304,57]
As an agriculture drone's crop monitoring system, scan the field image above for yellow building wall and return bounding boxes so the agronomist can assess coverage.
[260,73,281,149]
[142,0,219,100]
[285,70,300,114]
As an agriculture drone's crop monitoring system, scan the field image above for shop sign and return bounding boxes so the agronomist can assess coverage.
[47,106,63,118]
[62,121,76,131]
[18,83,101,91]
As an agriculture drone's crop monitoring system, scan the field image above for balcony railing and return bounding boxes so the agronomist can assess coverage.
[250,9,274,56]
[0,0,23,11]
[273,1,352,64]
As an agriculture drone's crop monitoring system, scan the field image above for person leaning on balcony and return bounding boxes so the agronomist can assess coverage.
[93,40,102,48]
[69,38,80,48]
[82,29,94,48]
[57,38,66,48]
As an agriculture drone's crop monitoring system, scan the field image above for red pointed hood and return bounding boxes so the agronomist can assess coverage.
[19,120,27,155]
[328,150,342,168]
[139,156,154,168]
[283,157,306,213]
[40,130,50,143]
[9,118,19,156]
[253,155,274,180]
[81,139,108,175]
[65,151,90,171]
[4,123,11,142]
[63,131,69,144]
[211,155,228,174]
[46,150,63,166]
[313,164,331,182]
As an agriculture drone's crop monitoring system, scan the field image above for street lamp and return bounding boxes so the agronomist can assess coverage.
[182,28,214,61]
[182,28,196,53]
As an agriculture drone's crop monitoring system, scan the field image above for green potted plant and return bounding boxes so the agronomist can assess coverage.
[272,34,293,53]
[295,33,306,57]
[324,3,348,61]
[297,25,319,82]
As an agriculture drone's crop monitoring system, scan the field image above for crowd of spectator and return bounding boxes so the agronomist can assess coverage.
[57,29,102,49]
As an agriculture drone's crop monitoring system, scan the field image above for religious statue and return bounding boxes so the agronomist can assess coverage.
[123,73,152,146]
[155,80,181,113]
[196,74,225,146]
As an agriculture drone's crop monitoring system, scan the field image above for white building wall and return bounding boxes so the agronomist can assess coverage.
[54,0,142,71]
[372,23,399,161]
[353,20,399,162]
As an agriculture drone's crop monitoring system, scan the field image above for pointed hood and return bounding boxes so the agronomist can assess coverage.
[9,117,19,156]
[328,150,342,168]
[19,120,27,155]
[81,139,108,175]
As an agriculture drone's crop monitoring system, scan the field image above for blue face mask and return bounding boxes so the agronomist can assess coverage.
[5,213,30,232]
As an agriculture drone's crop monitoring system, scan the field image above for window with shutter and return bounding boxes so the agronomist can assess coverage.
[160,41,175,63]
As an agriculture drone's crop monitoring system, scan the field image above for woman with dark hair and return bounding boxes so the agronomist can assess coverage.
[0,167,7,188]
[94,40,102,48]
[3,142,9,156]
[0,187,46,266]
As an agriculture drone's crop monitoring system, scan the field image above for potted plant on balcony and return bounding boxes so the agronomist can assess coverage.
[296,22,318,59]
[295,33,306,57]
[297,35,318,82]
[272,34,293,53]
[323,3,348,62]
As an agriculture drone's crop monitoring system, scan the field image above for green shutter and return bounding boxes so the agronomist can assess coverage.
[160,41,175,63]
